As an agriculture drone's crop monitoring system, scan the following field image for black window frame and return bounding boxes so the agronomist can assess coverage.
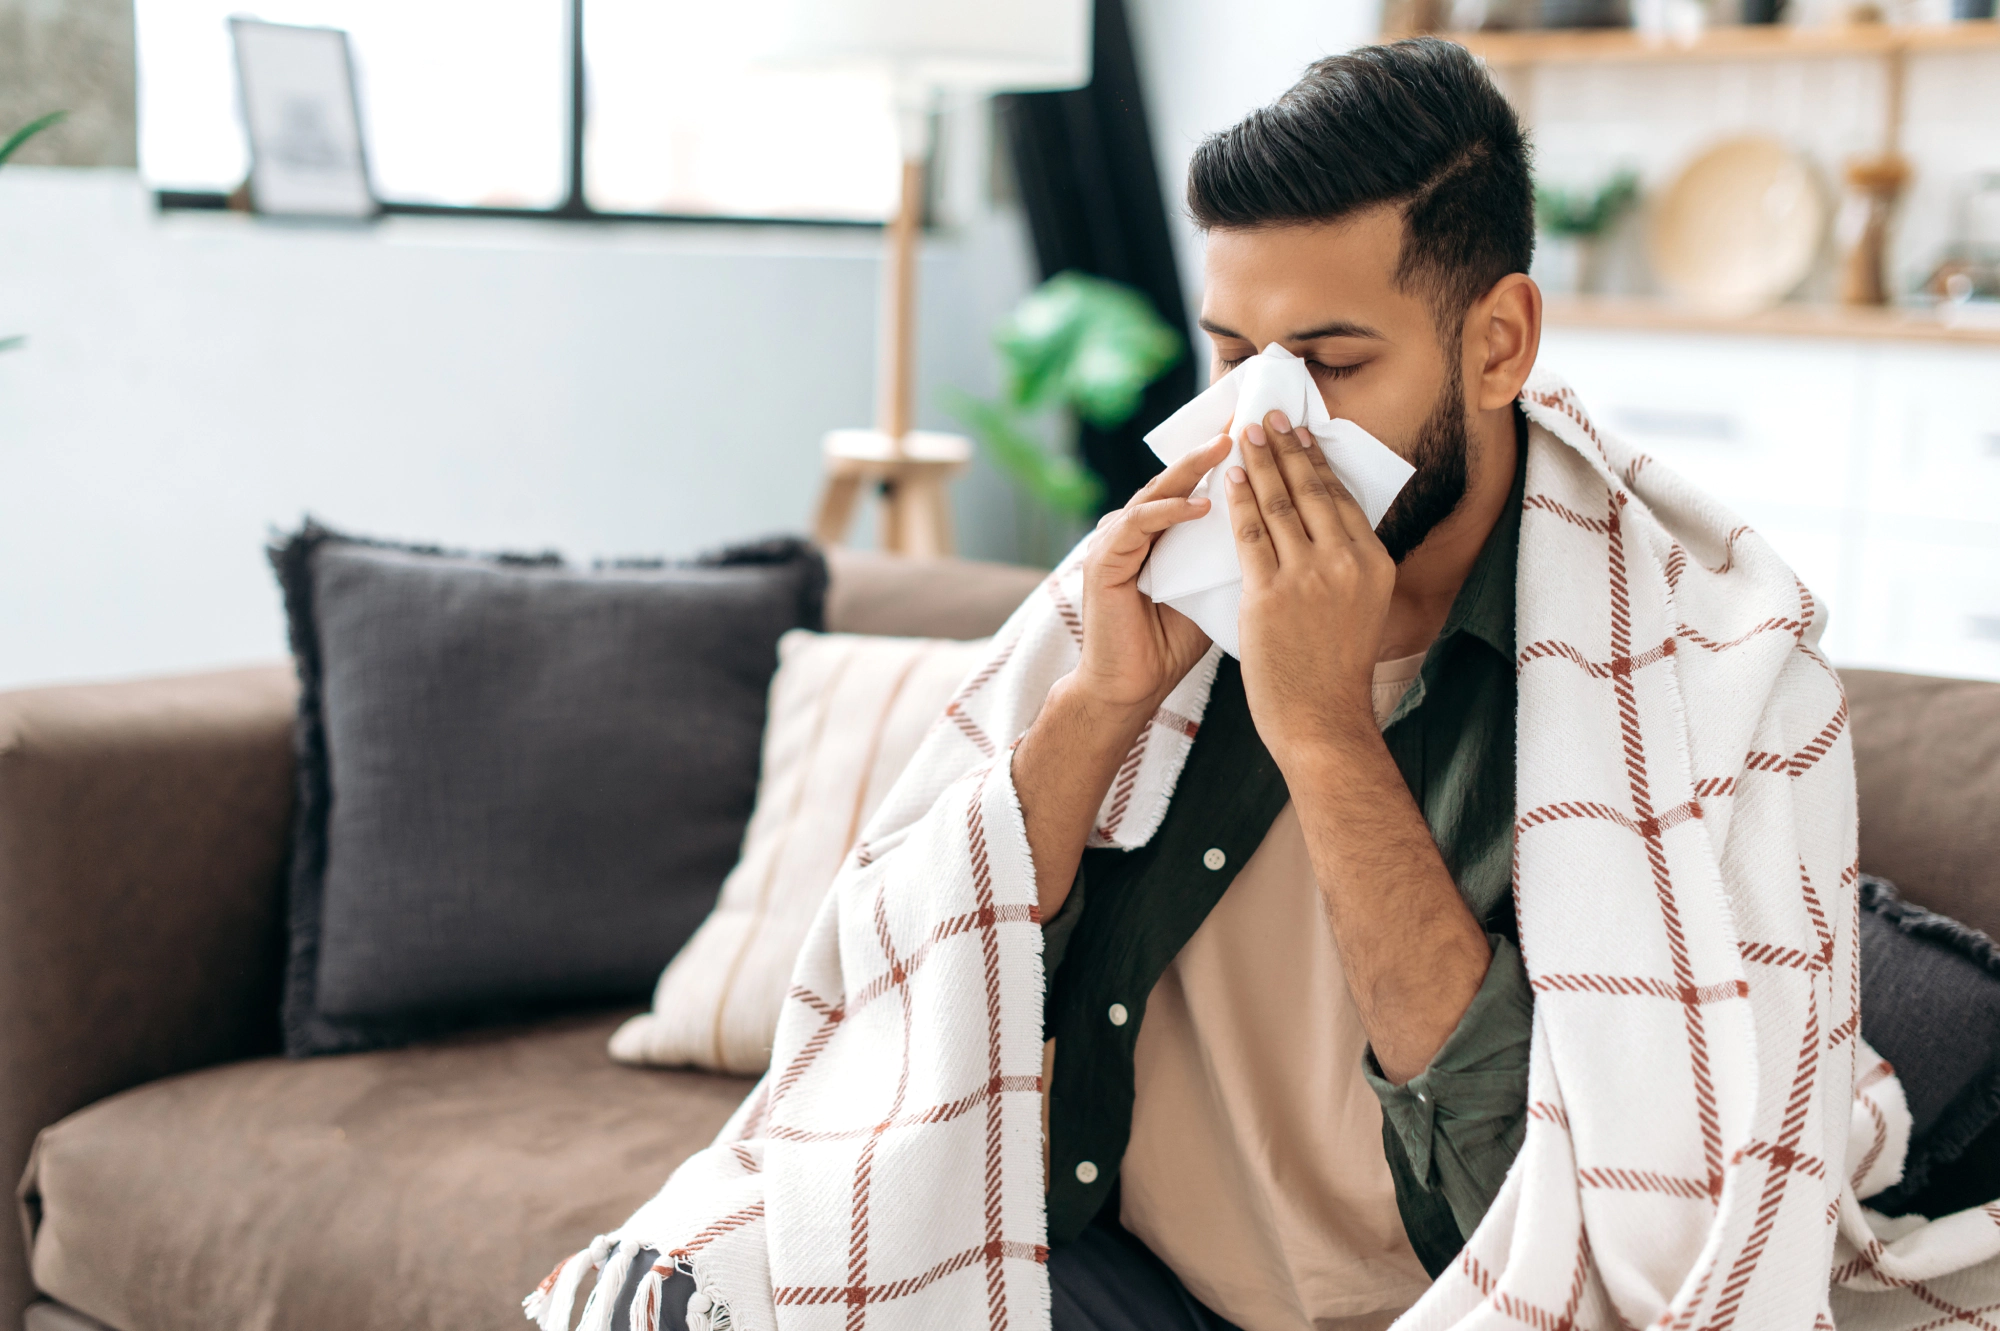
[157,0,889,229]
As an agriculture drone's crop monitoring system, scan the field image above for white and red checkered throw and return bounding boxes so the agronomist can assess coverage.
[527,369,2000,1331]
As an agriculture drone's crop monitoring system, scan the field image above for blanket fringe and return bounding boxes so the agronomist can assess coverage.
[682,1282,726,1331]
[522,1232,610,1329]
[653,1255,727,1331]
[576,1239,635,1331]
[525,1238,734,1331]
[632,1264,664,1331]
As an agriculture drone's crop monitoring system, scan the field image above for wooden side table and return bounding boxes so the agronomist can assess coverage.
[811,428,974,559]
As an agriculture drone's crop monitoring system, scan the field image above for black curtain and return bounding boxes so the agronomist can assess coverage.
[998,0,1198,513]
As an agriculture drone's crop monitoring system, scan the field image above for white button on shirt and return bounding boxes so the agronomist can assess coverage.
[1075,1160,1099,1184]
[1202,847,1226,871]
[1108,1003,1129,1027]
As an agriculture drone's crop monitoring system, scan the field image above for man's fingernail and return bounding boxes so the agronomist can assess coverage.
[1267,410,1292,433]
[1246,424,1266,448]
[1190,496,1210,508]
[1228,466,1247,484]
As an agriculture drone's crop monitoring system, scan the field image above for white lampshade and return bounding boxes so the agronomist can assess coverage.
[742,0,1092,92]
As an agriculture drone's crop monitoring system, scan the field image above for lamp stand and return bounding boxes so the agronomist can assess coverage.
[810,142,971,558]
[881,155,921,442]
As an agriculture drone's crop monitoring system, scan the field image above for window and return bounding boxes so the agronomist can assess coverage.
[135,0,903,222]
[138,0,569,208]
[583,0,900,222]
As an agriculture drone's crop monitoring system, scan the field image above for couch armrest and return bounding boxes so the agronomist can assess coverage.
[1,666,297,1319]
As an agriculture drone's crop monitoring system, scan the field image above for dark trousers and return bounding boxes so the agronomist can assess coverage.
[615,1219,1240,1331]
[1049,1218,1243,1331]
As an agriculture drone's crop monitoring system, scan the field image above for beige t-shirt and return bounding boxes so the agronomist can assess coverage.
[1118,653,1430,1331]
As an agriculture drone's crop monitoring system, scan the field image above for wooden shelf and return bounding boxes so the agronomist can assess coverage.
[1438,19,2000,66]
[1542,295,2000,345]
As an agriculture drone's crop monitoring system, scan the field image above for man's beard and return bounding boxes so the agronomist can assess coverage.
[1372,369,1472,564]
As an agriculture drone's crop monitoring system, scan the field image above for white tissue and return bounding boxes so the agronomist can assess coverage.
[1134,344,1416,657]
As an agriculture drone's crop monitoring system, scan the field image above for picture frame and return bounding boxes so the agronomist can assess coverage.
[231,18,376,219]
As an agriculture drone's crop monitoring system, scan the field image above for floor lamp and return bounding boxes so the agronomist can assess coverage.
[750,0,1092,557]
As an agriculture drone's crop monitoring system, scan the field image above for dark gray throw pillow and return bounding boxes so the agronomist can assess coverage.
[270,521,825,1056]
[1858,874,2000,1214]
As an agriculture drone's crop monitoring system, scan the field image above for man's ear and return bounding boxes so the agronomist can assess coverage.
[1463,273,1542,413]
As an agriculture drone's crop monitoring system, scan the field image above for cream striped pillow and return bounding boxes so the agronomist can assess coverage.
[609,629,992,1074]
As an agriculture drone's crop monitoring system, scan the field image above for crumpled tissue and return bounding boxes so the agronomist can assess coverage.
[1134,344,1416,657]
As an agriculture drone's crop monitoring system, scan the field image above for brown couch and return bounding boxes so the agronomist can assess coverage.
[4,549,1998,1330]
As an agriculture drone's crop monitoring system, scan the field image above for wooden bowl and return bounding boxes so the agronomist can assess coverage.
[1649,135,1825,314]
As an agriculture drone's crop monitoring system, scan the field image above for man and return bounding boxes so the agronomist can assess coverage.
[535,38,1985,1331]
[1022,36,1539,1331]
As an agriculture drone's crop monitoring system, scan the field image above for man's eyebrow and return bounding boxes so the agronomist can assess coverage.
[1288,319,1385,341]
[1195,317,1386,342]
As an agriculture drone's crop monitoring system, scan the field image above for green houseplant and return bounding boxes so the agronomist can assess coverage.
[948,271,1183,566]
[1,110,65,354]
[1533,169,1638,297]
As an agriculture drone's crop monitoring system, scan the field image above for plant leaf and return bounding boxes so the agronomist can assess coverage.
[0,111,67,168]
[943,388,1104,521]
[1535,169,1639,238]
[993,272,1183,429]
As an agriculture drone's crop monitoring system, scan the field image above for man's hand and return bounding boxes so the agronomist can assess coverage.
[1224,408,1491,1085]
[1013,433,1230,921]
[1224,410,1397,768]
[1071,433,1233,714]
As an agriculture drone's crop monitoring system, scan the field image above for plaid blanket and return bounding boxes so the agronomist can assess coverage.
[527,368,2000,1331]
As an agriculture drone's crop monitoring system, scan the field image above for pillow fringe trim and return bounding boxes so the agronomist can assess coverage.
[1860,873,2000,1208]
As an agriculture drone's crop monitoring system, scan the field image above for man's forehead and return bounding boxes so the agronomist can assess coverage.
[1199,209,1414,337]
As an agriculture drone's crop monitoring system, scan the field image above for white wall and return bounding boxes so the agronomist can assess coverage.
[0,165,1039,691]
[0,0,1404,694]
[1127,0,1384,334]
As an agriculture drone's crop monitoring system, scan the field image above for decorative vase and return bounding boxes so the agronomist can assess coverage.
[1837,155,1911,308]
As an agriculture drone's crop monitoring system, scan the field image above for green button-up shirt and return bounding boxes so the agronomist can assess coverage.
[1041,439,1531,1279]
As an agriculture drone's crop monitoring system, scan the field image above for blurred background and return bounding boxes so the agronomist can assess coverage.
[2,0,1997,690]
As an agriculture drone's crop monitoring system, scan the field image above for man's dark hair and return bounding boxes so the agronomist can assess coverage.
[1187,38,1533,334]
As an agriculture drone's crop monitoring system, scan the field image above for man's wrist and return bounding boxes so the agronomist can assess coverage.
[1267,708,1393,789]
[1045,672,1161,754]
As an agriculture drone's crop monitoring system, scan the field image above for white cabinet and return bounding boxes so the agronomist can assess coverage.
[1860,348,2000,531]
[1543,331,1865,514]
[1540,326,2000,680]
[1851,534,2000,680]
[1849,348,2000,677]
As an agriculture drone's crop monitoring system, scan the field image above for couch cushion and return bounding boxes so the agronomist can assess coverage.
[823,547,1044,639]
[610,629,994,1075]
[270,522,826,1057]
[1843,669,2000,942]
[21,1011,751,1331]
[1856,875,2000,1213]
